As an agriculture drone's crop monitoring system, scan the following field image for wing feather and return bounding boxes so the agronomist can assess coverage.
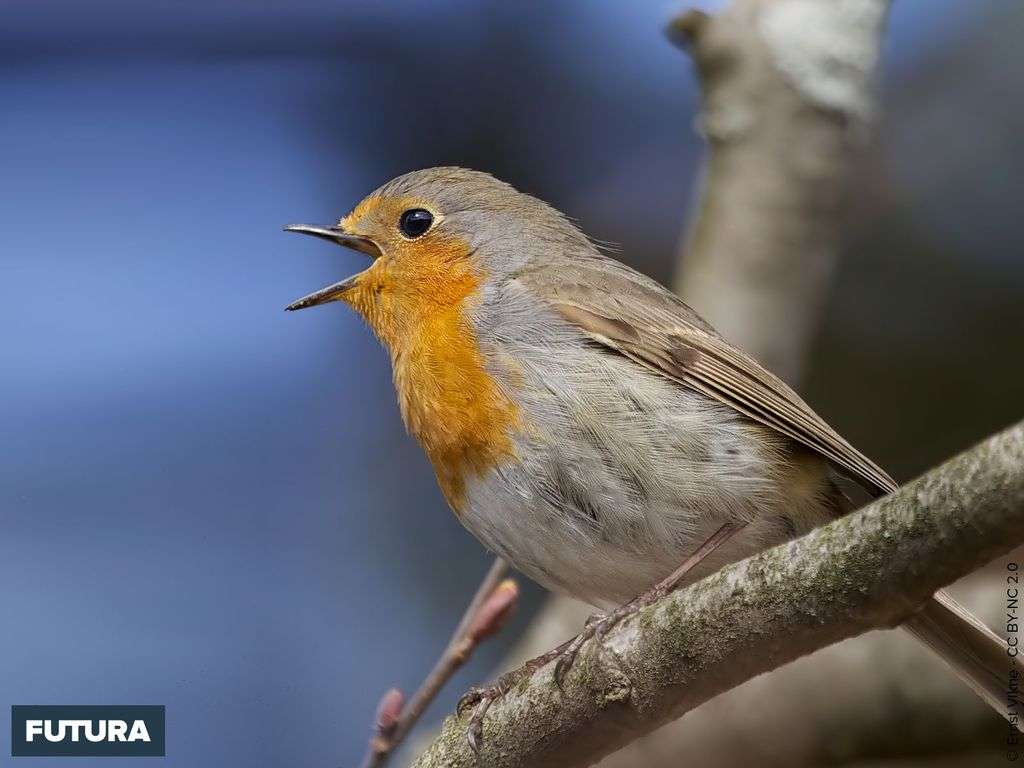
[517,262,897,497]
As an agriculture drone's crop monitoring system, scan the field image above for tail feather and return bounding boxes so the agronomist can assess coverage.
[903,590,1022,730]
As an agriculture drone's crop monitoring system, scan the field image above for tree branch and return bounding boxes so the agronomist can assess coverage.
[495,574,1010,768]
[412,418,1024,768]
[592,573,1012,768]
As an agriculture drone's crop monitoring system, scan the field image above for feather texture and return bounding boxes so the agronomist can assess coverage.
[515,260,897,497]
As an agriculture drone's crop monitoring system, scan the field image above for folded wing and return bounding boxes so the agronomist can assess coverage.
[516,258,897,498]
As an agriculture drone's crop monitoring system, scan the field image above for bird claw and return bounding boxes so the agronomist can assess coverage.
[456,656,555,753]
[455,669,517,719]
[552,601,644,687]
[458,678,510,754]
[456,601,647,753]
[456,686,485,718]
[466,695,494,755]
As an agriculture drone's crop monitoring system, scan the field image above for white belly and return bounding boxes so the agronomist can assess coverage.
[459,347,834,606]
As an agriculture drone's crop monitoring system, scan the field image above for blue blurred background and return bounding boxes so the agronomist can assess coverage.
[2,1,1022,765]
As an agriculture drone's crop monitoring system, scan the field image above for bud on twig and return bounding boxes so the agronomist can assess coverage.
[374,688,405,740]
[468,579,519,643]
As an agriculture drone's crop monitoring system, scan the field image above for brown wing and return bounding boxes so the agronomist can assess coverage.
[516,259,897,497]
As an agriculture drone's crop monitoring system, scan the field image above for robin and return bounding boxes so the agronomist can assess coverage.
[285,167,1016,740]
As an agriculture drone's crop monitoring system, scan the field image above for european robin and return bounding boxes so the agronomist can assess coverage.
[286,167,1015,734]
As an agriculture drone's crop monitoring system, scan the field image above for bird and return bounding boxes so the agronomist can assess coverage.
[285,166,1018,742]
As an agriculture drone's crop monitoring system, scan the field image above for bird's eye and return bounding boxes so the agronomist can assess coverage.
[398,208,433,238]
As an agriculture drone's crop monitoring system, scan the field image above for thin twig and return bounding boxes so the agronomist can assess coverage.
[359,557,513,768]
[444,557,510,657]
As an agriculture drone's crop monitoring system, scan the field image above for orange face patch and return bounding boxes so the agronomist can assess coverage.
[339,196,521,512]
[339,194,382,232]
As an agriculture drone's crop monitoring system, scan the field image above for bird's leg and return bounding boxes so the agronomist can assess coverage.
[639,520,748,603]
[455,521,747,753]
[553,520,747,684]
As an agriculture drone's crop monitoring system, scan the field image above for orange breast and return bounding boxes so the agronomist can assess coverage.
[395,294,521,512]
[341,231,521,513]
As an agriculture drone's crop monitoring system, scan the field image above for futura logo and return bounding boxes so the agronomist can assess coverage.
[11,705,165,757]
[24,717,152,743]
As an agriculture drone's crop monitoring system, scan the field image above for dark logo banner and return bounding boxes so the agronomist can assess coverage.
[11,705,165,757]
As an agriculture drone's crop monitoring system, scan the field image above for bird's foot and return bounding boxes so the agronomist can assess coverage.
[551,594,657,687]
[455,596,655,754]
[456,680,504,755]
[456,644,567,754]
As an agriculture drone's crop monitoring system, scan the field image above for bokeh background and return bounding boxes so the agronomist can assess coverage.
[2,1,1022,765]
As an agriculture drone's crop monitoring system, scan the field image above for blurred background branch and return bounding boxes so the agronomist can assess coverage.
[669,0,888,384]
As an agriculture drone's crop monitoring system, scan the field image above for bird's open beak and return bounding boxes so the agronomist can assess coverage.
[283,224,381,311]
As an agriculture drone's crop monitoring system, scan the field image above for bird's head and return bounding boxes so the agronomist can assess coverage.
[285,166,589,350]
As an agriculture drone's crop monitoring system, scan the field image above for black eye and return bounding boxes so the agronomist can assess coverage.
[398,208,433,238]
